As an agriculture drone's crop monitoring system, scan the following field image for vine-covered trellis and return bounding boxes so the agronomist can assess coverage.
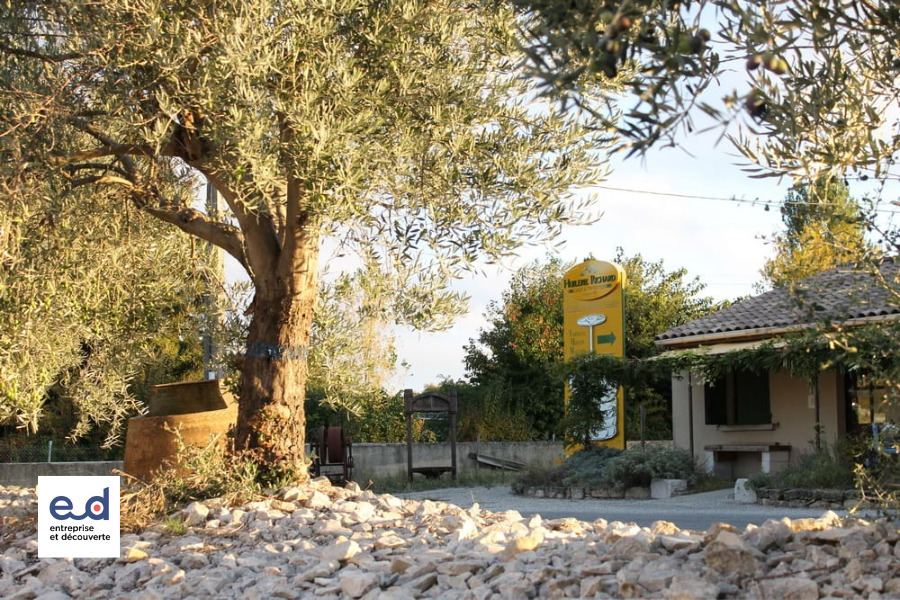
[562,321,900,448]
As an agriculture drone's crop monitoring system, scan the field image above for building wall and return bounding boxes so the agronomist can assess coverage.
[671,368,844,476]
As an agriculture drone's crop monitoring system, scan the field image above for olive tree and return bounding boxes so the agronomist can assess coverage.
[0,175,211,447]
[0,1,605,476]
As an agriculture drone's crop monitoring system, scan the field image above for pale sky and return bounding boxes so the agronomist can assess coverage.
[222,122,897,395]
[390,140,791,391]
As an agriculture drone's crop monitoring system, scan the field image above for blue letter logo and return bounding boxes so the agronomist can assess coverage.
[49,487,110,520]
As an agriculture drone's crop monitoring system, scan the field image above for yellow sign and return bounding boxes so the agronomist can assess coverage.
[563,259,626,449]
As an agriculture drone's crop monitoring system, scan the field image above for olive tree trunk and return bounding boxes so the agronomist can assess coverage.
[234,217,319,478]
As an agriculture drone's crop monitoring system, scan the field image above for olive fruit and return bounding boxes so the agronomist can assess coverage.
[688,34,706,53]
[600,58,618,78]
[744,92,767,118]
[594,53,618,78]
[765,56,789,75]
[615,16,632,32]
[746,55,763,70]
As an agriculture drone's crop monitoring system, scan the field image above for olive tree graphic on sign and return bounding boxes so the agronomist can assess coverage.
[576,314,618,441]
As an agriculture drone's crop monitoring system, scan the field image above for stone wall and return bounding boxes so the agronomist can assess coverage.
[0,441,564,487]
[351,441,566,481]
[755,487,860,510]
[0,461,122,488]
[515,479,688,500]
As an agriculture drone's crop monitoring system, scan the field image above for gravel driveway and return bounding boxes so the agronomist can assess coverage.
[397,485,846,531]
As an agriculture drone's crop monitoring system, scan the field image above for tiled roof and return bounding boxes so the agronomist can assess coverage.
[656,259,900,347]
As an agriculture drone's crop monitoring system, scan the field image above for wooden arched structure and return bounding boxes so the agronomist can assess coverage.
[405,389,458,481]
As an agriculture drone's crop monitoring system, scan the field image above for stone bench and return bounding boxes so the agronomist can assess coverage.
[704,444,791,478]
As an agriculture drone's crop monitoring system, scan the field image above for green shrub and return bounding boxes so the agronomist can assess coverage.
[597,446,700,490]
[644,446,698,481]
[120,429,263,532]
[561,446,622,487]
[747,441,858,490]
[599,450,654,489]
[514,445,703,492]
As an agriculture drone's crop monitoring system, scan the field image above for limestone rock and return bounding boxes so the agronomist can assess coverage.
[650,520,679,536]
[743,520,791,552]
[758,577,818,600]
[183,502,209,527]
[306,490,331,510]
[611,532,652,559]
[121,548,149,563]
[705,531,759,576]
[339,569,378,598]
[501,528,545,561]
[390,557,414,575]
[322,540,361,563]
[664,573,719,599]
[4,479,900,600]
[659,534,699,552]
[733,478,757,504]
[637,557,682,592]
[624,486,650,499]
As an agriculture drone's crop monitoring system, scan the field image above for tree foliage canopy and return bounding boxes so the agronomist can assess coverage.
[0,179,210,446]
[760,178,871,289]
[512,0,900,186]
[0,0,603,300]
[0,0,607,471]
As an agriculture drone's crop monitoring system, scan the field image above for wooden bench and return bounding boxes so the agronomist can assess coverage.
[704,443,791,477]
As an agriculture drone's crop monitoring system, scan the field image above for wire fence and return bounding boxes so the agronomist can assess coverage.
[0,442,123,463]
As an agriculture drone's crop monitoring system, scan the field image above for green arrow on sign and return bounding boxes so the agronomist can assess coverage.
[596,333,617,346]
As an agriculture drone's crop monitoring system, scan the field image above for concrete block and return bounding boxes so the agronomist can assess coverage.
[650,478,688,499]
[625,486,650,500]
[734,478,757,504]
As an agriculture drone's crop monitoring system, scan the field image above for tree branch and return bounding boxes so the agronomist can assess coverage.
[70,172,249,270]
[68,175,136,189]
[199,167,280,284]
[64,162,131,179]
[48,144,155,166]
[66,117,139,176]
[0,42,83,63]
[142,204,248,270]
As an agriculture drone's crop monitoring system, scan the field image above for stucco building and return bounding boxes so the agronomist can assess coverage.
[655,260,900,478]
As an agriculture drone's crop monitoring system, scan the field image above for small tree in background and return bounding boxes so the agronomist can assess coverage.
[464,251,720,439]
[464,258,568,438]
[760,178,871,290]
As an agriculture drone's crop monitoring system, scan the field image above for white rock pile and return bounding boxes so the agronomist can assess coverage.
[2,478,900,598]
